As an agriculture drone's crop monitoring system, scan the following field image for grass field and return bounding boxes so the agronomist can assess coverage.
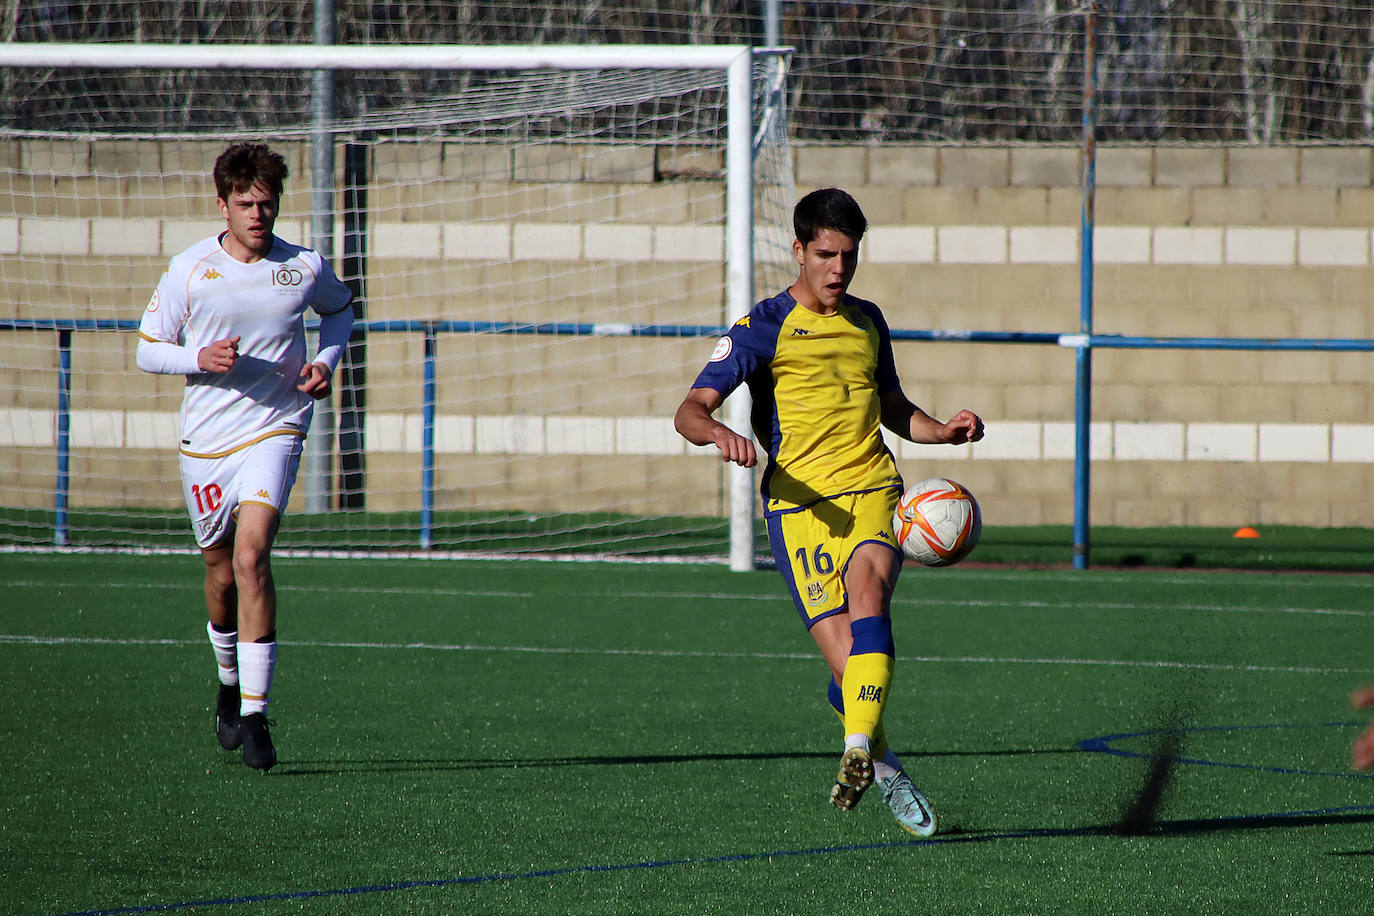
[8,508,1374,572]
[4,551,1374,915]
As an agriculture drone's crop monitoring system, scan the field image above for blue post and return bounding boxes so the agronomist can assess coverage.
[55,328,72,547]
[1073,3,1098,571]
[420,326,437,549]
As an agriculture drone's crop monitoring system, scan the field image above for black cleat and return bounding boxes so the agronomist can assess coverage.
[240,713,277,771]
[216,684,242,750]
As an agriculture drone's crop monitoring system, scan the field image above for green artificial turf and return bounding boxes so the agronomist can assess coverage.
[3,553,1373,914]
[6,504,1374,572]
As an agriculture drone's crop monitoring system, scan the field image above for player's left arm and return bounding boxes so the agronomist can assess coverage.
[880,388,984,445]
[297,253,355,399]
[298,304,354,400]
[868,302,983,445]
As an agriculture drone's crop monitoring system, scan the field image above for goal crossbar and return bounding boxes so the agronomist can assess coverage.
[0,43,759,72]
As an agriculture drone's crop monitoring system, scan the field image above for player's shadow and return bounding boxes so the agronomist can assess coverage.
[274,745,1074,777]
[900,809,1374,848]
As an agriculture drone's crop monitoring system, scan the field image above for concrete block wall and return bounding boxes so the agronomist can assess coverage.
[796,144,1374,528]
[4,140,1374,532]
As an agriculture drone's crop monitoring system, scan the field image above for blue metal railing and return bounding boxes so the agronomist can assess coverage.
[7,317,1374,556]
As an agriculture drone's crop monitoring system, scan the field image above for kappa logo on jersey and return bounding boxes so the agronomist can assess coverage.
[791,327,812,336]
[273,266,304,287]
[201,269,223,280]
[855,685,883,703]
[806,581,827,605]
[708,336,733,362]
[733,316,751,328]
[876,529,894,542]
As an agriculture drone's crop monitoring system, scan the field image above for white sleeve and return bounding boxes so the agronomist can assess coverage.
[136,336,202,375]
[312,304,354,375]
[136,265,199,375]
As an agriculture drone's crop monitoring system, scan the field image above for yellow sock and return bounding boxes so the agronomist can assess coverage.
[842,650,894,744]
[828,683,890,759]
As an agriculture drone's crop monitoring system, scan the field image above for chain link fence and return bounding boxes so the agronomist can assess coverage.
[4,1,1374,142]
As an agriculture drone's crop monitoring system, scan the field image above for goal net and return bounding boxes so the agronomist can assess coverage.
[0,44,794,562]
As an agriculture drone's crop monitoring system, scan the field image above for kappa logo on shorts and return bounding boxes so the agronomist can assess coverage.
[256,489,271,499]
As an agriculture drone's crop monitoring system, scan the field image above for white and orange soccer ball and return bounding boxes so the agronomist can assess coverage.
[892,477,982,567]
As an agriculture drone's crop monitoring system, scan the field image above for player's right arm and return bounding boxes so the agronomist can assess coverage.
[135,255,240,376]
[674,387,757,468]
[136,334,239,375]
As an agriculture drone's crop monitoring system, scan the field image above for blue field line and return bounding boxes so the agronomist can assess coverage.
[41,797,1374,916]
[1079,720,1374,780]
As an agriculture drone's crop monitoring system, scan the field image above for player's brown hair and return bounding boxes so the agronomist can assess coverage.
[213,142,288,202]
[793,187,867,246]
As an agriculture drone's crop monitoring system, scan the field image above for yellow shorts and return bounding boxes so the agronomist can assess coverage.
[765,487,902,629]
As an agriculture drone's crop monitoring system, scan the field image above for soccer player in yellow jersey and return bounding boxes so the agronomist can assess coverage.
[675,188,984,835]
[137,143,354,771]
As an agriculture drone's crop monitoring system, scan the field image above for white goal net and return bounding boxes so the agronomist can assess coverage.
[0,44,794,562]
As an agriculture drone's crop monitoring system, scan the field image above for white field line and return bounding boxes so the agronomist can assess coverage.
[2,633,1372,675]
[8,579,1374,619]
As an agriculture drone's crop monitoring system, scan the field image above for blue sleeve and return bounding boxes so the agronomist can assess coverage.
[690,310,777,397]
[867,303,901,394]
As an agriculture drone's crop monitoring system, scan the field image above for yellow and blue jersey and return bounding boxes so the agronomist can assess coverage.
[692,290,904,515]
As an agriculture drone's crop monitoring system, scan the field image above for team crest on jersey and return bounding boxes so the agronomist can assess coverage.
[709,336,732,362]
[273,266,304,288]
[806,581,827,605]
[145,290,160,313]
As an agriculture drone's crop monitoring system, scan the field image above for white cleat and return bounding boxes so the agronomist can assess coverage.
[880,770,937,837]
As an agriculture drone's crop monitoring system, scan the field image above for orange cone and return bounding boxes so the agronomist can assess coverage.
[1233,526,1260,539]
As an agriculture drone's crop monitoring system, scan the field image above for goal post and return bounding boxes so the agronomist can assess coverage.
[0,43,795,568]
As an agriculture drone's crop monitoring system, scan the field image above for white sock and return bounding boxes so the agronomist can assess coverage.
[844,733,872,753]
[874,748,903,782]
[237,640,277,717]
[206,621,239,686]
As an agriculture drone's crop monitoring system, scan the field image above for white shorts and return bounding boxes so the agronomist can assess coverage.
[178,433,304,548]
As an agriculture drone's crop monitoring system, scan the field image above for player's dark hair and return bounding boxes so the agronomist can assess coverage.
[213,142,288,202]
[793,187,867,246]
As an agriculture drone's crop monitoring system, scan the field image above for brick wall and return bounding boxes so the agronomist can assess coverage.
[4,141,1372,531]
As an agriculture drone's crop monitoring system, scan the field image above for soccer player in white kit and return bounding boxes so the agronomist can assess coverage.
[136,142,354,771]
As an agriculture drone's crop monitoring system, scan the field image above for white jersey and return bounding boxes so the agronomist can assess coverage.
[138,233,353,458]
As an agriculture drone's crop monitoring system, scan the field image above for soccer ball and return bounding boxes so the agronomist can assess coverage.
[892,477,981,567]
